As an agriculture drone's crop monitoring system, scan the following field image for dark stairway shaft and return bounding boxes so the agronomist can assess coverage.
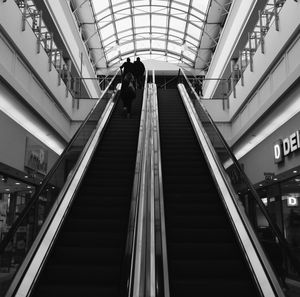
[31,91,143,297]
[158,89,260,297]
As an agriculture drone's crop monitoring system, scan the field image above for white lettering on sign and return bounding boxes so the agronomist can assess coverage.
[273,130,300,163]
[287,197,298,207]
[290,132,298,152]
[283,138,290,155]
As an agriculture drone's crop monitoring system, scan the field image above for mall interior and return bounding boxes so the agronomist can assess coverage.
[0,0,300,296]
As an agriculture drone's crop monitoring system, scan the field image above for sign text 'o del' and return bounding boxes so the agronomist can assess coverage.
[274,130,300,163]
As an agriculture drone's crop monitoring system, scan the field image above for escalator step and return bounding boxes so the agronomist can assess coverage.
[31,90,143,296]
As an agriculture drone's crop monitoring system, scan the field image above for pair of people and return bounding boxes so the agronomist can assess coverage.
[120,57,145,118]
[120,57,145,89]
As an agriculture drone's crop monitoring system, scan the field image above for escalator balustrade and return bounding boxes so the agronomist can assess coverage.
[158,88,261,297]
[30,90,143,297]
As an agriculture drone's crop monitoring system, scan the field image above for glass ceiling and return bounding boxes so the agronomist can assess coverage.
[90,0,210,67]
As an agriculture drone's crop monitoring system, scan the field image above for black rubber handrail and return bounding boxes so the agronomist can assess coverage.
[178,67,300,274]
[0,68,121,253]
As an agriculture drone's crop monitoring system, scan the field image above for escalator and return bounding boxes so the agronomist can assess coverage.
[157,88,261,297]
[29,89,143,297]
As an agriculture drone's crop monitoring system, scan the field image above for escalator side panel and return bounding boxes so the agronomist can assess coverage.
[158,89,260,297]
[30,91,143,297]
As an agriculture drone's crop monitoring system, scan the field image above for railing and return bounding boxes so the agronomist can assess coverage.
[150,73,170,297]
[178,67,300,295]
[178,72,230,109]
[0,69,121,296]
[11,0,93,102]
[121,70,150,297]
[228,0,287,98]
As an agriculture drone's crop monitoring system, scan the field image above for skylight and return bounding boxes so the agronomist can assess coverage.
[90,0,210,67]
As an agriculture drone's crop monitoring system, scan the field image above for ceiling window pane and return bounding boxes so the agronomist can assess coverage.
[106,50,119,61]
[108,57,121,67]
[183,50,196,60]
[136,40,151,49]
[192,0,210,13]
[169,29,184,40]
[118,29,133,39]
[171,2,189,13]
[152,27,166,34]
[120,42,134,54]
[185,35,198,46]
[102,36,116,47]
[151,0,168,6]
[152,40,165,49]
[152,15,167,27]
[115,9,131,20]
[135,15,150,27]
[92,0,109,12]
[101,14,112,24]
[133,0,149,7]
[182,58,194,66]
[187,23,201,40]
[170,8,187,19]
[169,18,186,32]
[113,3,130,13]
[178,0,190,5]
[111,0,124,5]
[101,24,115,40]
[190,8,205,21]
[167,43,182,55]
[134,6,150,13]
[116,17,132,32]
[95,9,111,22]
[137,33,151,39]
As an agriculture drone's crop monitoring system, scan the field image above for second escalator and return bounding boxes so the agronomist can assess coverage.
[30,90,143,297]
[158,88,261,297]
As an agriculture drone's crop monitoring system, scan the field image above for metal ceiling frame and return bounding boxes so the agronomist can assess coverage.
[71,0,231,70]
[89,0,209,67]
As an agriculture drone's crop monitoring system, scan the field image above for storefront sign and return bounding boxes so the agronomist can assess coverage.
[24,137,48,175]
[287,197,298,207]
[274,130,300,163]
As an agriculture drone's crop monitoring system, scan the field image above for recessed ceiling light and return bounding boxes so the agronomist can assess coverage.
[5,189,10,191]
[15,182,20,185]
[24,175,28,178]
[293,170,298,173]
[274,178,278,181]
[259,184,263,186]
[27,186,31,189]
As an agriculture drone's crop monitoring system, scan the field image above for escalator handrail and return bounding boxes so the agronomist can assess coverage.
[6,87,120,297]
[178,67,300,274]
[150,81,170,297]
[0,68,121,253]
[177,83,283,296]
[122,70,150,297]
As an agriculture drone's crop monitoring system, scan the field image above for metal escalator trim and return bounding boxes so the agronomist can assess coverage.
[151,82,170,297]
[177,83,284,297]
[149,82,156,297]
[124,70,150,296]
[7,90,119,297]
[132,78,153,297]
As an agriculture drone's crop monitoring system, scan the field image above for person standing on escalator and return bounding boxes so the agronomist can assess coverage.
[133,57,145,89]
[120,58,134,83]
[120,72,136,119]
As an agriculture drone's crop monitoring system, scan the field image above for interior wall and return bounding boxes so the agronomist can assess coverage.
[0,110,59,175]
